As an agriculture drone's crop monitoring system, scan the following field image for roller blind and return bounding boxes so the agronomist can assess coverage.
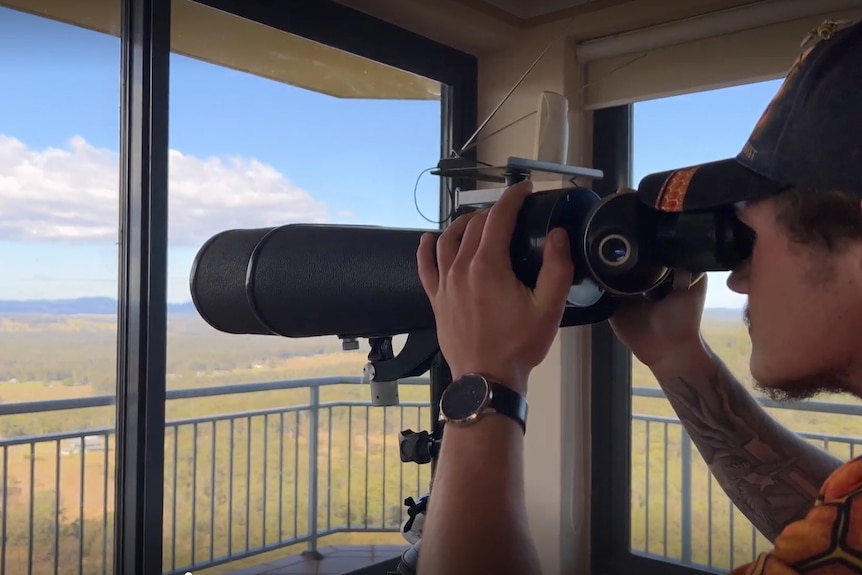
[579,0,862,108]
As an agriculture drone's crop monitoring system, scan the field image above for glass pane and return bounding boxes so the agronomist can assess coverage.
[164,3,442,573]
[630,80,862,572]
[0,3,120,575]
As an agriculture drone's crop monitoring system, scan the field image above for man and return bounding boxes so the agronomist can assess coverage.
[414,17,862,575]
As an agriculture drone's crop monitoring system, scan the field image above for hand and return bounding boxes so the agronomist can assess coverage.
[608,271,708,369]
[416,181,574,393]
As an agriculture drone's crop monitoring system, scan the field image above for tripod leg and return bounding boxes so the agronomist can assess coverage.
[390,539,421,575]
[389,351,449,574]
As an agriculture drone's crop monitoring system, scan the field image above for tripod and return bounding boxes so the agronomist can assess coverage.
[339,333,450,575]
[385,360,448,575]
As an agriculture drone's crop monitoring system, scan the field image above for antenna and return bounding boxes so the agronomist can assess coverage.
[454,16,578,157]
[456,41,555,156]
[430,16,601,220]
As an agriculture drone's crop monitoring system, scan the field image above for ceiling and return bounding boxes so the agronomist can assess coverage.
[12,0,860,103]
[471,0,597,19]
[335,0,773,54]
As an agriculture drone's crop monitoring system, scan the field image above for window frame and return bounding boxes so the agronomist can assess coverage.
[588,105,716,575]
[112,0,477,572]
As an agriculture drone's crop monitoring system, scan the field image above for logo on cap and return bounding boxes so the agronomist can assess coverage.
[740,19,852,162]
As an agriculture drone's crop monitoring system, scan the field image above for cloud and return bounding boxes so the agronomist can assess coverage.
[0,134,329,246]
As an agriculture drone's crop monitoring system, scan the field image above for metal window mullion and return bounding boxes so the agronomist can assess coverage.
[429,63,476,479]
[590,104,636,574]
[113,0,171,573]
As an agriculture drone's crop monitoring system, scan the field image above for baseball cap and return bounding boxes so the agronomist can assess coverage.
[637,18,862,213]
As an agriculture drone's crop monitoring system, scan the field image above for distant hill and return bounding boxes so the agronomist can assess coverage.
[0,297,744,321]
[702,307,744,322]
[0,297,196,316]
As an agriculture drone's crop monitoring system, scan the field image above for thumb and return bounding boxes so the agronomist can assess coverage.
[534,227,574,314]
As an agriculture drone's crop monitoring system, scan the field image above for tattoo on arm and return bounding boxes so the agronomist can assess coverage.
[660,362,842,542]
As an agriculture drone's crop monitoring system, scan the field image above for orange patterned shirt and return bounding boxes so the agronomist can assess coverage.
[730,457,862,574]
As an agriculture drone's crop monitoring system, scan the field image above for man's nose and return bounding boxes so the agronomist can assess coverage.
[726,260,749,294]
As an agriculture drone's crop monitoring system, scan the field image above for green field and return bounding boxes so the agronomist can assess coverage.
[0,313,859,574]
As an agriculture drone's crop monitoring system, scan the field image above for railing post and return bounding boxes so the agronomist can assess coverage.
[681,429,692,565]
[302,385,323,559]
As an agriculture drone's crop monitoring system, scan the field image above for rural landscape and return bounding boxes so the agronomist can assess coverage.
[0,299,859,575]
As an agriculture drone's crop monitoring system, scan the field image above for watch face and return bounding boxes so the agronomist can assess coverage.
[442,374,489,422]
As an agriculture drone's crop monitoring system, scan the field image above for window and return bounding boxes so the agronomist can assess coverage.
[163,2,453,571]
[0,1,477,573]
[0,4,121,574]
[627,81,782,573]
[593,79,862,575]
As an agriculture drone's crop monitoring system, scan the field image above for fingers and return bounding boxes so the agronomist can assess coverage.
[452,210,489,269]
[419,210,487,297]
[477,180,533,262]
[416,232,439,297]
[533,227,574,317]
[436,211,477,273]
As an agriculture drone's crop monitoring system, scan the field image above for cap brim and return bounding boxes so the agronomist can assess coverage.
[637,158,788,212]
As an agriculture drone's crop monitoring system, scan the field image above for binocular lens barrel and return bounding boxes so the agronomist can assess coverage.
[189,187,753,339]
[191,224,437,338]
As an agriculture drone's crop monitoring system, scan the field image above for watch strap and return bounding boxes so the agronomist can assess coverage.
[486,380,528,434]
[439,373,529,434]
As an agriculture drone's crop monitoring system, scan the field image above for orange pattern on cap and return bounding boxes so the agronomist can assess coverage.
[728,456,862,575]
[655,167,699,212]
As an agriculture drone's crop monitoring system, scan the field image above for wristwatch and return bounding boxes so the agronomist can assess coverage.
[438,373,528,434]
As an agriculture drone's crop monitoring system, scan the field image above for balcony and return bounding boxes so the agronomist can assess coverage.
[2,376,860,575]
[0,377,432,575]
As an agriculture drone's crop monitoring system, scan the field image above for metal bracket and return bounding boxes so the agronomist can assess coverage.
[368,329,439,382]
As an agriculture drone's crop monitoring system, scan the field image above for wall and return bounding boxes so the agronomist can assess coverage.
[469,6,862,570]
[474,21,595,575]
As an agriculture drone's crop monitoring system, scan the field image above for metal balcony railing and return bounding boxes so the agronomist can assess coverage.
[0,377,433,575]
[1,380,860,575]
[631,387,862,574]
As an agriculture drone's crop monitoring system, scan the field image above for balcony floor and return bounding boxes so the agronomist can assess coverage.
[231,545,409,575]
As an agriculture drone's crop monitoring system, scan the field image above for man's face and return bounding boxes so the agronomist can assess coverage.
[726,196,862,401]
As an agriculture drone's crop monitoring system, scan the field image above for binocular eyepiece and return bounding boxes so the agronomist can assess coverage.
[510,187,753,306]
[189,186,754,339]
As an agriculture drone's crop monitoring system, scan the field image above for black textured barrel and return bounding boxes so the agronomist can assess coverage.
[191,224,439,338]
[247,224,436,338]
[190,227,275,335]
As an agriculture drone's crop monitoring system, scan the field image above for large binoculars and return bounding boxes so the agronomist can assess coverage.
[190,187,754,339]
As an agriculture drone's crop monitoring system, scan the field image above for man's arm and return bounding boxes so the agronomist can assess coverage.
[413,182,575,575]
[418,414,541,575]
[649,339,843,542]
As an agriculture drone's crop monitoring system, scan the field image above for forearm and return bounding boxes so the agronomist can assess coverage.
[417,414,541,575]
[649,337,842,541]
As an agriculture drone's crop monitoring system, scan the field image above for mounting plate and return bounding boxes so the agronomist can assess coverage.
[432,156,603,185]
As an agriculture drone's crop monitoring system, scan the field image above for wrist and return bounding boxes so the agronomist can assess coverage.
[449,367,528,396]
[440,372,529,434]
[646,335,714,380]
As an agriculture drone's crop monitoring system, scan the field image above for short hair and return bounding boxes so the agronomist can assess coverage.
[772,187,862,251]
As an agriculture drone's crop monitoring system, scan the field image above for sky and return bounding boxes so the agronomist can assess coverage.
[0,6,783,309]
